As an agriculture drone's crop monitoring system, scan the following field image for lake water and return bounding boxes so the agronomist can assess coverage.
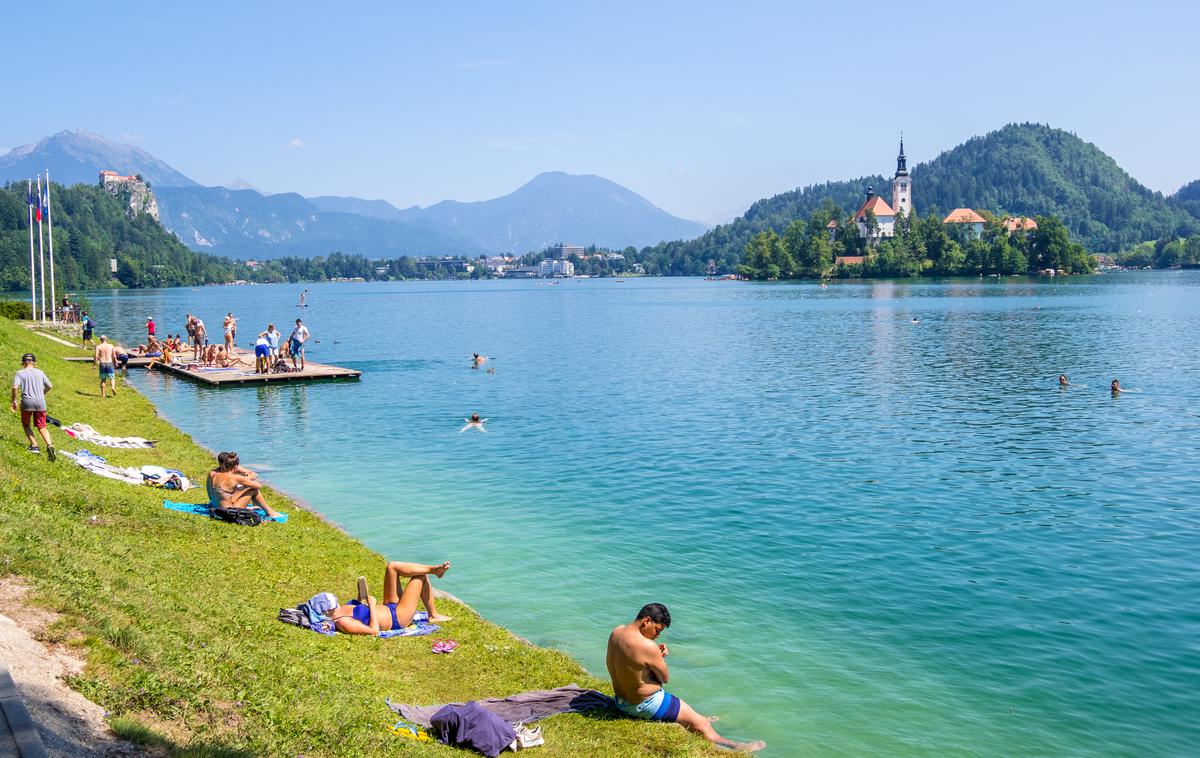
[79,274,1198,756]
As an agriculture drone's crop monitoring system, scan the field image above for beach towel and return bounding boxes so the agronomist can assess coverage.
[277,601,438,637]
[163,500,287,523]
[64,450,193,490]
[62,422,156,448]
[389,685,614,728]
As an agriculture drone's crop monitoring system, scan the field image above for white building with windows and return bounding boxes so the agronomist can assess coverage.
[538,259,575,277]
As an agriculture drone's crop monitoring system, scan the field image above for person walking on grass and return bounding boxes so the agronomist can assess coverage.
[95,335,118,398]
[289,318,310,371]
[607,603,765,752]
[81,312,95,349]
[10,353,55,461]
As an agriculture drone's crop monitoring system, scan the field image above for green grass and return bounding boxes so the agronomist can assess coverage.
[0,316,713,757]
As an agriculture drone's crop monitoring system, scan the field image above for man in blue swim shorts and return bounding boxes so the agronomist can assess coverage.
[606,603,764,752]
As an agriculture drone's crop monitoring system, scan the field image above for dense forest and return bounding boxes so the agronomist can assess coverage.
[635,123,1200,275]
[735,207,1094,280]
[0,181,235,290]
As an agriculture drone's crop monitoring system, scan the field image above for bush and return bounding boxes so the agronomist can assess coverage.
[0,299,32,320]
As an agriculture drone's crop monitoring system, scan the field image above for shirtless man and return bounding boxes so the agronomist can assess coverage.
[94,336,118,397]
[192,317,208,361]
[606,604,764,752]
[471,352,487,369]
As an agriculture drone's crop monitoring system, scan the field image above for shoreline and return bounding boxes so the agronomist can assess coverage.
[1,318,713,756]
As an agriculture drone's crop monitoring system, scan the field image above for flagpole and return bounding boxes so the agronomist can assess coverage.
[45,171,57,323]
[36,175,46,322]
[27,180,36,320]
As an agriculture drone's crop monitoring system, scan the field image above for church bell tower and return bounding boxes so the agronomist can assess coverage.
[892,135,913,220]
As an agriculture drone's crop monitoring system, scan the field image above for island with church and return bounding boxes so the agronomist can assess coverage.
[735,137,1094,280]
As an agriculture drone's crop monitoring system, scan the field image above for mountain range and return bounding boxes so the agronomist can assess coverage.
[0,130,707,259]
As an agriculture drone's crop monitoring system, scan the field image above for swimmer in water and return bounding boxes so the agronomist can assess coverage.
[911,317,919,324]
[1111,378,1125,394]
[460,412,488,432]
[471,353,487,369]
[1059,374,1069,387]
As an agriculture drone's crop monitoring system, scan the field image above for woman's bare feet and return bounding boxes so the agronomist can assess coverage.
[430,561,451,579]
[429,613,453,622]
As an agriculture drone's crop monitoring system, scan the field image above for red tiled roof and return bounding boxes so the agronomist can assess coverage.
[943,208,986,224]
[1003,216,1038,232]
[854,195,895,220]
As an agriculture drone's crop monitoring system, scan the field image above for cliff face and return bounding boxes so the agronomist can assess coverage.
[103,178,159,222]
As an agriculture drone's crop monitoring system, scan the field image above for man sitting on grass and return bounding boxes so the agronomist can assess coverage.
[607,603,764,752]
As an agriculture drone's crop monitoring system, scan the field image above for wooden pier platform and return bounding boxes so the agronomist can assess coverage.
[152,348,360,386]
[25,324,361,386]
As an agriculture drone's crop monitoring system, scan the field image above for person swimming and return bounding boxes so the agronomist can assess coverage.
[460,412,488,432]
[471,352,487,368]
[1111,378,1125,394]
[1059,374,1069,387]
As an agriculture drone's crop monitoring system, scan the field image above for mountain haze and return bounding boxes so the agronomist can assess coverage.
[0,131,707,258]
[0,130,198,188]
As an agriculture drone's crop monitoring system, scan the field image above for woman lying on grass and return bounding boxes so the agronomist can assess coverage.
[206,451,284,520]
[315,561,454,634]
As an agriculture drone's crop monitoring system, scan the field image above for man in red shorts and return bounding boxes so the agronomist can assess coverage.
[10,353,55,461]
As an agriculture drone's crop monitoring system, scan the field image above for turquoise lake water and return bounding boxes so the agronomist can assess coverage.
[79,274,1198,756]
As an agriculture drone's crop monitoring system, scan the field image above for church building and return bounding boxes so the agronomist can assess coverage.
[838,138,914,245]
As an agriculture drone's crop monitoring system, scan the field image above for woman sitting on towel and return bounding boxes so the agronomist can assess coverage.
[315,561,454,635]
[206,451,284,520]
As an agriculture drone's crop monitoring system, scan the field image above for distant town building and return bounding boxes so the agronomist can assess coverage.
[1003,217,1038,233]
[943,208,987,239]
[539,259,575,277]
[503,265,541,278]
[547,243,584,259]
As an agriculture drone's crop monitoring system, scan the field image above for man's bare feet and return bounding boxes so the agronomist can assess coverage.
[717,739,765,753]
[431,561,451,579]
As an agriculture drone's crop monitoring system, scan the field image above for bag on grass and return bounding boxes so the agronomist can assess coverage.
[211,506,262,526]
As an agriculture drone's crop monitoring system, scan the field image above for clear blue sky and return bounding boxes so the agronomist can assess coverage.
[3,1,1196,223]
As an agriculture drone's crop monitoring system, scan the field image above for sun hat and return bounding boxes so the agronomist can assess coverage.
[305,592,338,625]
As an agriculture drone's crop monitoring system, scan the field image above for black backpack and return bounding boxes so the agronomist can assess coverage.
[211,506,263,526]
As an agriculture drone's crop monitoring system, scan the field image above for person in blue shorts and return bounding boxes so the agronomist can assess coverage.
[606,603,764,752]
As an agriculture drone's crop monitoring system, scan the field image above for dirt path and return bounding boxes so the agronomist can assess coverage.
[0,577,146,757]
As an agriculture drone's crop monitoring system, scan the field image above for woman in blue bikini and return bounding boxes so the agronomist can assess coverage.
[325,561,453,634]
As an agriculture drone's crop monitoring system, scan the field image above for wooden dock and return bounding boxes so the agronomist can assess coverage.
[25,324,361,386]
[152,348,360,386]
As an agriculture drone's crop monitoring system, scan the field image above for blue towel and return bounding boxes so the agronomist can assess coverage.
[163,500,288,523]
[378,611,440,638]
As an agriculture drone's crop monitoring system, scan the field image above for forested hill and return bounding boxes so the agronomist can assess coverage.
[638,124,1199,275]
[0,182,234,290]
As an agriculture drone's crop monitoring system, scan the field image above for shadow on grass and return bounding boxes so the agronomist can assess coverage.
[110,716,256,758]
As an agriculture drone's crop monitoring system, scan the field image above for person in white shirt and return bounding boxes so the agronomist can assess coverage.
[289,319,310,371]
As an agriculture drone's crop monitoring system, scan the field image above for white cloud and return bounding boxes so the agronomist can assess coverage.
[284,137,304,149]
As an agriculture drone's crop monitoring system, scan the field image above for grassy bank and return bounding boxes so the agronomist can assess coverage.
[0,315,710,756]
